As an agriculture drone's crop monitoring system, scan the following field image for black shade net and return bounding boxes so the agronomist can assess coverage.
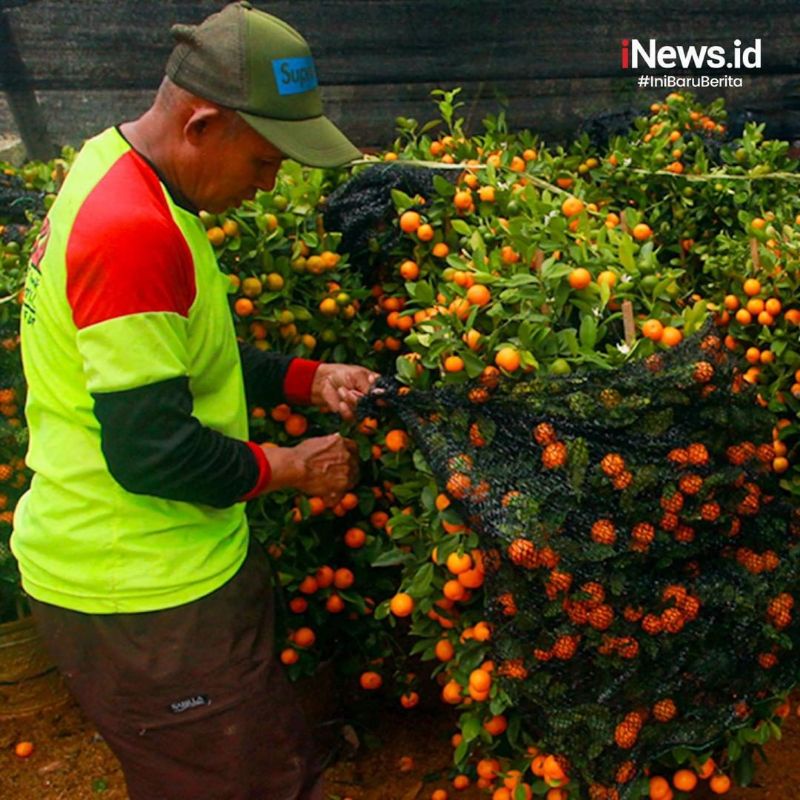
[361,326,799,795]
[322,163,454,276]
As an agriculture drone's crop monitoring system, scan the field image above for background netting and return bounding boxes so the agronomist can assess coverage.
[362,325,799,794]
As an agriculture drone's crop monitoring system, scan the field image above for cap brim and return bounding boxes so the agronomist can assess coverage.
[238,111,361,168]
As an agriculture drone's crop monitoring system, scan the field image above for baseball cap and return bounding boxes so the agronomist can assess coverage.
[165,1,361,168]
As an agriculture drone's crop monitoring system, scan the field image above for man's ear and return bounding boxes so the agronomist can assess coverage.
[184,106,224,145]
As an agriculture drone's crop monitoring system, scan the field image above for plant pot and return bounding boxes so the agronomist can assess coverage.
[0,614,70,718]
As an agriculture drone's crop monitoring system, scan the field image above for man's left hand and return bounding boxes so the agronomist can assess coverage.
[310,364,379,421]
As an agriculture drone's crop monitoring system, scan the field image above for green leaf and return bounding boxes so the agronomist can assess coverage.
[579,314,597,350]
[732,750,755,786]
[407,280,435,306]
[370,549,414,568]
[461,714,482,742]
[408,562,435,596]
[391,189,415,212]
[451,219,472,236]
[619,236,635,271]
[433,175,455,197]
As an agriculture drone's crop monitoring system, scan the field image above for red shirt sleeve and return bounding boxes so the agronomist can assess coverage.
[283,358,321,405]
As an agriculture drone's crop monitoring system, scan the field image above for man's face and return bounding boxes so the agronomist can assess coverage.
[185,112,285,213]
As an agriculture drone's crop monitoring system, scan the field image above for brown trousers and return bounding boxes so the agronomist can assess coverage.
[30,541,323,800]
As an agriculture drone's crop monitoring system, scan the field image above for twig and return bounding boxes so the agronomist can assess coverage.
[622,300,636,347]
[750,238,762,272]
[629,168,800,182]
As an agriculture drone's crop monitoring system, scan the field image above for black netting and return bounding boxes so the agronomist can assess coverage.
[361,324,799,795]
[322,163,454,275]
[0,172,43,223]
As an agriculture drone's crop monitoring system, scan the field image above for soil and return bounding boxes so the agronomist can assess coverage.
[1,696,799,800]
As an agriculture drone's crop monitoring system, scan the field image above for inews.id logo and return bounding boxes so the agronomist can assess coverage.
[621,39,761,70]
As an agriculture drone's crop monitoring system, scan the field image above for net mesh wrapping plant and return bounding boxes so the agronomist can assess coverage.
[363,327,799,794]
[322,162,454,275]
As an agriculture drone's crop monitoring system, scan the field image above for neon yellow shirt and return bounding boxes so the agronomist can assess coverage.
[13,128,263,613]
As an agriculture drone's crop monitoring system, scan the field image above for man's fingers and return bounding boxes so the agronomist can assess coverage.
[341,437,358,453]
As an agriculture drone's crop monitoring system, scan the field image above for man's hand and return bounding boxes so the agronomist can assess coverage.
[310,363,379,421]
[262,434,359,505]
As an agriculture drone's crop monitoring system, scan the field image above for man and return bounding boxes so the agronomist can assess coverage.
[11,3,374,798]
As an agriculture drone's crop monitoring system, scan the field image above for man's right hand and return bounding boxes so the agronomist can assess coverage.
[261,433,359,504]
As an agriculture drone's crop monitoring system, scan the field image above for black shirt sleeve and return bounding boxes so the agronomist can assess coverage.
[237,340,293,408]
[92,376,260,509]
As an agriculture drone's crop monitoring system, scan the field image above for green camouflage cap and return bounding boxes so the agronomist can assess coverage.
[165,1,360,168]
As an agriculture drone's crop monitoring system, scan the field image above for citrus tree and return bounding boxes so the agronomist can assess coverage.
[1,91,799,798]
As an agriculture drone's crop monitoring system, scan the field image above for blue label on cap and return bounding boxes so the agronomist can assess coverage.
[272,57,318,96]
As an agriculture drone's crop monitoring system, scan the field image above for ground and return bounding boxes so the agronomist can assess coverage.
[1,695,800,800]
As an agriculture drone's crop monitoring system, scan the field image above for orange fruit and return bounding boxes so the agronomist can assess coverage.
[207,226,226,246]
[360,671,383,690]
[661,326,683,347]
[672,770,697,792]
[417,223,435,242]
[454,190,473,211]
[293,627,316,648]
[399,211,421,233]
[696,759,715,779]
[561,196,584,217]
[241,277,263,297]
[443,355,465,373]
[469,668,492,692]
[642,319,664,341]
[632,223,652,241]
[463,329,481,351]
[284,413,308,437]
[233,297,254,317]
[466,284,491,306]
[649,776,670,799]
[568,268,592,290]
[270,403,291,422]
[709,774,731,794]
[333,568,354,589]
[597,270,617,288]
[743,278,761,297]
[446,552,472,575]
[325,593,345,613]
[280,647,299,665]
[432,242,450,258]
[452,775,470,790]
[435,639,455,662]
[435,493,451,511]
[443,579,466,601]
[723,294,740,310]
[399,260,420,280]
[765,297,782,315]
[298,575,318,595]
[483,715,507,736]
[221,218,239,237]
[385,429,409,452]
[344,527,366,548]
[390,592,415,617]
[476,758,500,780]
[315,565,334,588]
[14,741,34,759]
[495,347,521,372]
[441,679,463,704]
